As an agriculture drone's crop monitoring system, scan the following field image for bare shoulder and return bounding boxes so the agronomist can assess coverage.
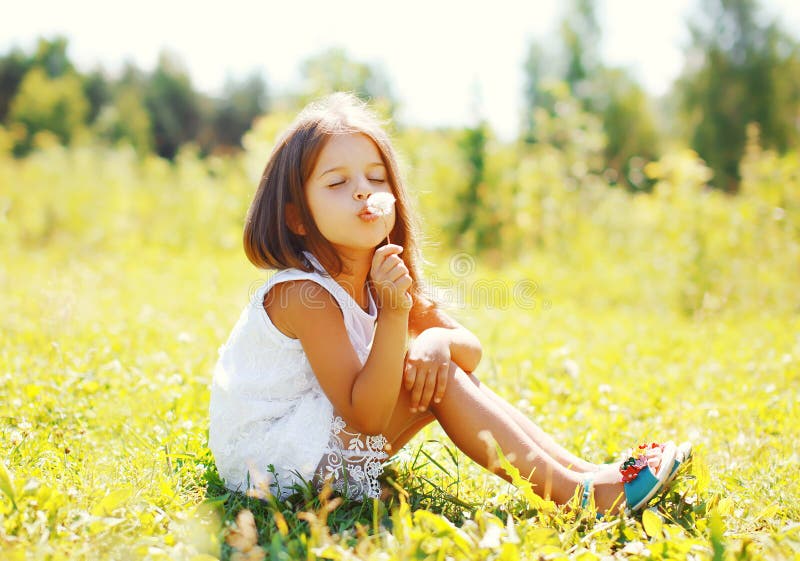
[263,278,362,415]
[263,279,344,339]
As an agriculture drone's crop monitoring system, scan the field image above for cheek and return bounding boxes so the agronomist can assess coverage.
[307,190,345,229]
[306,189,333,218]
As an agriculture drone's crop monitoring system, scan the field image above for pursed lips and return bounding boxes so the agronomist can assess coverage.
[358,211,381,223]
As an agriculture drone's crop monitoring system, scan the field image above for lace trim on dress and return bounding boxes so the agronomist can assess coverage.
[313,415,389,500]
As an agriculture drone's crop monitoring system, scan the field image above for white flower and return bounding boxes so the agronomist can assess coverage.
[367,192,395,216]
[478,523,503,549]
[622,540,649,556]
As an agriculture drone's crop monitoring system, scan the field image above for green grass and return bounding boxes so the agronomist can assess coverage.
[2,242,798,560]
[1,141,799,559]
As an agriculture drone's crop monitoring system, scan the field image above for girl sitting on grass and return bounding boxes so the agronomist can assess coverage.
[208,92,690,515]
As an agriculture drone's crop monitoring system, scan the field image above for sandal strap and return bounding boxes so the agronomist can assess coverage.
[581,477,593,509]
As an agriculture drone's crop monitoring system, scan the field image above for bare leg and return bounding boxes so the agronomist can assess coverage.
[385,367,600,473]
[380,361,664,512]
[409,362,582,503]
[476,383,600,473]
[383,383,436,453]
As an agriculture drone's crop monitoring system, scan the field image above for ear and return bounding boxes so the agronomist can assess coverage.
[285,203,307,236]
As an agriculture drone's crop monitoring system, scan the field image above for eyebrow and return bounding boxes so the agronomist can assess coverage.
[319,162,385,177]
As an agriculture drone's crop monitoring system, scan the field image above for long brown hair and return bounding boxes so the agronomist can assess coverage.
[243,92,437,315]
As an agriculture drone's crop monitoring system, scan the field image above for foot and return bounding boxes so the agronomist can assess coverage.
[583,441,678,514]
[589,440,675,477]
[662,441,693,488]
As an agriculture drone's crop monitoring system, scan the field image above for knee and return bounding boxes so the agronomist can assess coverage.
[428,361,476,412]
[447,360,479,387]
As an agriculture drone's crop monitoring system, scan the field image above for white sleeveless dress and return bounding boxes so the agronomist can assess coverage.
[208,251,389,500]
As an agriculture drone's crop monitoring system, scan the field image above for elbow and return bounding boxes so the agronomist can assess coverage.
[468,339,483,372]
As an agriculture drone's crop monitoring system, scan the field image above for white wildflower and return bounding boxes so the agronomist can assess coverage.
[366,192,395,216]
[622,540,650,555]
[563,358,580,378]
[478,522,503,549]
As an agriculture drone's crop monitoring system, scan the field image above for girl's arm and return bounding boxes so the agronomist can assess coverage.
[400,298,483,412]
[265,245,412,436]
[267,279,408,435]
[409,297,483,373]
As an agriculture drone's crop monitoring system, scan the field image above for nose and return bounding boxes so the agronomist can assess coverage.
[353,180,372,201]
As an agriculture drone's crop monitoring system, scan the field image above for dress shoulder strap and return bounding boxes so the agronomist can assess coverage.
[253,252,361,319]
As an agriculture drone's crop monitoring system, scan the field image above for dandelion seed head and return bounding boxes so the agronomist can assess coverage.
[366,192,395,216]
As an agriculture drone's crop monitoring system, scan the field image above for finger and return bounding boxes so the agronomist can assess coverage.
[373,255,403,281]
[379,243,403,254]
[410,370,427,412]
[387,255,407,274]
[381,254,403,273]
[387,261,409,282]
[433,363,449,404]
[393,272,412,290]
[404,364,417,391]
[418,370,438,411]
[373,244,403,267]
[370,246,400,278]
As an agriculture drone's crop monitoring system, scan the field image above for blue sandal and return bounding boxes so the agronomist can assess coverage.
[582,441,678,513]
[663,441,693,488]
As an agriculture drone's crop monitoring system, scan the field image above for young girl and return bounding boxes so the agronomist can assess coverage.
[208,93,690,514]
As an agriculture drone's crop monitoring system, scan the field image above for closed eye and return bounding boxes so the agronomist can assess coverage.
[368,178,386,184]
[328,180,345,187]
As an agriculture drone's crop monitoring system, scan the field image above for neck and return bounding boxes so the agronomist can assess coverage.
[329,247,375,309]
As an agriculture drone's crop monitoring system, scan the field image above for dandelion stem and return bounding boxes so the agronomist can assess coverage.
[383,217,391,245]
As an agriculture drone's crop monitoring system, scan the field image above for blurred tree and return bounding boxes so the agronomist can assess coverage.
[203,72,268,153]
[297,47,397,116]
[531,81,607,172]
[594,68,661,190]
[82,68,111,124]
[31,36,73,78]
[0,37,74,125]
[0,48,33,123]
[560,0,601,103]
[94,85,152,155]
[1,39,274,158]
[522,0,663,190]
[522,43,555,143]
[144,52,203,159]
[675,0,800,191]
[118,61,149,92]
[453,121,492,249]
[8,66,89,155]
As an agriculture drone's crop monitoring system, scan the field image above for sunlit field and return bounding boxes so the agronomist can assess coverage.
[2,125,799,559]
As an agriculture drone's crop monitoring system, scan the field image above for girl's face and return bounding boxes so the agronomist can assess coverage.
[305,133,396,253]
